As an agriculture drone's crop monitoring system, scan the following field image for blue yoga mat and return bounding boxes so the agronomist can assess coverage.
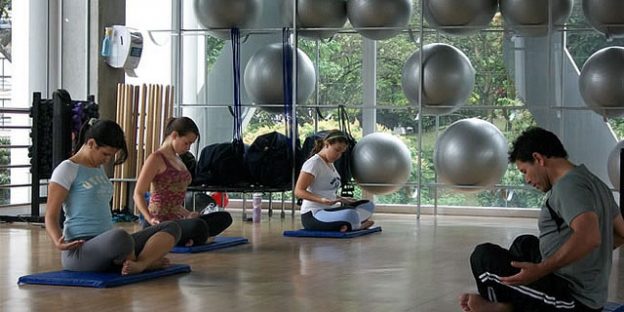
[18,264,191,288]
[170,236,248,253]
[283,226,382,238]
[604,302,624,312]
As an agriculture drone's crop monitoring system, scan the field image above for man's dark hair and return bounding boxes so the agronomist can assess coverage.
[508,127,568,163]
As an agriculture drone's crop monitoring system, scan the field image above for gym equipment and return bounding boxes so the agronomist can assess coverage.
[579,46,624,118]
[184,191,217,211]
[193,0,262,40]
[244,43,316,113]
[499,0,573,36]
[351,133,412,195]
[283,226,382,238]
[423,0,498,35]
[18,264,191,288]
[170,236,248,253]
[347,0,412,40]
[280,0,347,40]
[401,43,475,115]
[607,140,624,189]
[582,0,624,38]
[434,118,508,190]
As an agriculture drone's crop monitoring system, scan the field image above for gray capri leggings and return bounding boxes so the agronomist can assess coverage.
[61,221,181,272]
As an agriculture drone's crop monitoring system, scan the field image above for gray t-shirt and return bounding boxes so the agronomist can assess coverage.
[538,164,619,309]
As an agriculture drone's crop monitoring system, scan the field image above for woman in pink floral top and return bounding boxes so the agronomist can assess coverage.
[134,117,232,246]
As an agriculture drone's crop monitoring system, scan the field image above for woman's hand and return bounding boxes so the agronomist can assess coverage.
[55,235,84,251]
[320,197,340,205]
[338,197,356,205]
[187,211,200,219]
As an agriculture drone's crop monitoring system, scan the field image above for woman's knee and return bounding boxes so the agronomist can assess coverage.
[187,218,209,234]
[344,210,361,229]
[108,228,134,254]
[159,220,182,242]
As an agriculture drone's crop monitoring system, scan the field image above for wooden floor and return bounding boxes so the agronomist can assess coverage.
[3,213,624,312]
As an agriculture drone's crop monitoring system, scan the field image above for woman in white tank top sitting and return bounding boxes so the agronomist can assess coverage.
[295,130,375,232]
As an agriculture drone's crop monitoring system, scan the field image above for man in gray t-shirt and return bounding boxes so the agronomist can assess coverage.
[459,127,624,312]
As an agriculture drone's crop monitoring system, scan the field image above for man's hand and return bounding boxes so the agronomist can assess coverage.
[500,261,548,285]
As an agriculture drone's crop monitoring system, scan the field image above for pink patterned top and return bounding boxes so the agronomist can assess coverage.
[148,151,192,221]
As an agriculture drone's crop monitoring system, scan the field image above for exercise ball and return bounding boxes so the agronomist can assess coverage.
[608,140,624,190]
[579,46,624,118]
[347,0,412,40]
[280,0,348,40]
[434,118,508,190]
[244,43,316,113]
[193,0,262,40]
[499,0,573,36]
[351,133,412,195]
[583,0,624,38]
[401,43,475,115]
[423,0,498,35]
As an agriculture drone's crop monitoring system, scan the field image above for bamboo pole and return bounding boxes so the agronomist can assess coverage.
[113,83,125,211]
[136,84,147,176]
[145,84,155,158]
[153,84,163,152]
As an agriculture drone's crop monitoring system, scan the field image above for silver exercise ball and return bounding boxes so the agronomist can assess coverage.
[244,43,316,114]
[499,0,573,36]
[423,0,498,35]
[347,0,412,40]
[608,140,624,190]
[579,46,624,118]
[401,43,475,115]
[193,0,262,40]
[280,0,348,40]
[351,133,412,195]
[434,118,508,190]
[583,0,624,38]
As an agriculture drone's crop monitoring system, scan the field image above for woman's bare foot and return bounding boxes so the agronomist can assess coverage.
[205,236,215,244]
[459,293,512,312]
[122,257,171,275]
[339,225,349,232]
[360,219,374,230]
[184,239,195,247]
[121,259,147,275]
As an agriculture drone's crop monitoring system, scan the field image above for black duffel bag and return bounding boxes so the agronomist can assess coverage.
[245,131,302,188]
[194,139,250,187]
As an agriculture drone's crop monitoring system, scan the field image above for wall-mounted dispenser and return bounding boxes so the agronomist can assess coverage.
[103,25,143,77]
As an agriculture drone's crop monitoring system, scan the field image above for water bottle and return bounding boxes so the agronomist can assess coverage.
[101,27,113,57]
[252,193,262,223]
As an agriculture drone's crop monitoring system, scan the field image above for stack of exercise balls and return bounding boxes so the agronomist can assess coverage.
[583,0,624,38]
[244,43,316,114]
[280,0,347,40]
[579,46,624,118]
[607,140,624,190]
[423,0,498,35]
[434,118,508,191]
[193,0,262,40]
[347,0,412,40]
[351,133,412,195]
[499,0,573,36]
[401,43,475,115]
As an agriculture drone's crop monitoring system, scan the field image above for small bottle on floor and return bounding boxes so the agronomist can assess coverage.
[252,193,262,223]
